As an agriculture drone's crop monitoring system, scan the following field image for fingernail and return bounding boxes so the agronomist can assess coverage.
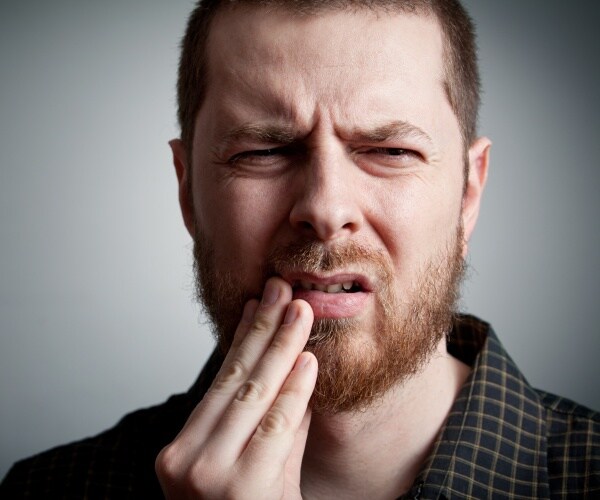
[283,303,298,325]
[295,352,312,370]
[262,280,280,306]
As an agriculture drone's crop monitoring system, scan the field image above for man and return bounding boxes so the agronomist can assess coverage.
[2,0,598,498]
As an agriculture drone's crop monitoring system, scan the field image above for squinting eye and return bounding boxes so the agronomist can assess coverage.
[371,147,410,156]
[248,148,279,156]
[228,146,294,164]
[351,146,423,174]
[366,147,424,162]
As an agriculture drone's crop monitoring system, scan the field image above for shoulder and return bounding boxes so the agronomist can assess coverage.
[537,390,600,495]
[0,392,192,499]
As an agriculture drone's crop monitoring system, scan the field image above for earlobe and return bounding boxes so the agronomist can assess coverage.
[461,137,491,257]
[170,139,195,238]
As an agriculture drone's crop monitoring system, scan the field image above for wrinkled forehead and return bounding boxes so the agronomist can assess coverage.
[195,5,462,163]
[204,4,445,93]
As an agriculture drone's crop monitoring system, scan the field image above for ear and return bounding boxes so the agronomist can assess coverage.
[170,138,195,238]
[461,136,491,257]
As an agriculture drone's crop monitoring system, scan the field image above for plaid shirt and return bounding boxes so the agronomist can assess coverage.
[402,316,600,499]
[2,315,599,498]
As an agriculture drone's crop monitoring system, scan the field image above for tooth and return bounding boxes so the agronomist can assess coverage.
[326,284,343,293]
[342,281,353,291]
[313,283,327,292]
[300,280,313,290]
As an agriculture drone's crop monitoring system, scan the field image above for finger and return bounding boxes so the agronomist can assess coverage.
[218,277,292,387]
[170,278,293,458]
[237,351,317,488]
[204,300,314,463]
[284,393,313,487]
[228,298,260,353]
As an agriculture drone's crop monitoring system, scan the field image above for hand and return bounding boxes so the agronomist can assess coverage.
[156,277,317,499]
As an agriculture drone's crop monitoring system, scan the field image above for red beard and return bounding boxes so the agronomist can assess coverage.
[194,227,464,414]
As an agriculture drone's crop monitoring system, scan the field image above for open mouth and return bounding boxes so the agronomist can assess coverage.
[291,280,363,294]
[285,274,371,318]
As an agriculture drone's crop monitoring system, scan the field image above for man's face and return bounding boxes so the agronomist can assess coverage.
[175,7,488,412]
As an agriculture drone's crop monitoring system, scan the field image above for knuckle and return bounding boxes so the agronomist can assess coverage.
[259,408,290,435]
[267,331,290,355]
[250,314,274,335]
[157,445,230,498]
[212,359,247,392]
[155,444,181,481]
[235,379,267,403]
[279,376,306,398]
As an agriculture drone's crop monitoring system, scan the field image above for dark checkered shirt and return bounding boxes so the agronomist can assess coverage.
[2,316,599,498]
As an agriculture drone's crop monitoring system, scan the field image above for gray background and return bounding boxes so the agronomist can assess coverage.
[1,0,599,480]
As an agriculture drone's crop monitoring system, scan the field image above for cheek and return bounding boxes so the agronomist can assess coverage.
[373,176,462,272]
[193,174,289,274]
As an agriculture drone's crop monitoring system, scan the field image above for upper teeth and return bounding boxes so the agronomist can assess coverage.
[298,280,357,293]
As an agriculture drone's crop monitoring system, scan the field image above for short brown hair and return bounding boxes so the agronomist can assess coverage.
[176,0,480,158]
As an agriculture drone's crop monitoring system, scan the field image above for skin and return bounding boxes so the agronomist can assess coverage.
[157,6,490,499]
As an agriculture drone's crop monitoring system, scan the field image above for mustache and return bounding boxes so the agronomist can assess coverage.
[263,240,392,281]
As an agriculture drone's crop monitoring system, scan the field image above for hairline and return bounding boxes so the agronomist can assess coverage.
[183,2,472,187]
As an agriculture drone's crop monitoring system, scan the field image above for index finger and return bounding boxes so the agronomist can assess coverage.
[173,278,294,448]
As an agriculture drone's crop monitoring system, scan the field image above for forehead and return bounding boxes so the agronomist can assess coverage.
[200,6,458,146]
[206,5,444,82]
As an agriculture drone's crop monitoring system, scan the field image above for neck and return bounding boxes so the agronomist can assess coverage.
[300,339,471,500]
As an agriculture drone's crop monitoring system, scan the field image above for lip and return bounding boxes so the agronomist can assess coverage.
[280,271,373,319]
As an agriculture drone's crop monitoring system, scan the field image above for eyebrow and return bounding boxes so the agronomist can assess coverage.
[216,120,435,151]
[218,124,298,147]
[348,120,434,146]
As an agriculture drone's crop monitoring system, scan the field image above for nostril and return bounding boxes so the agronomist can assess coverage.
[297,220,315,232]
[289,200,363,241]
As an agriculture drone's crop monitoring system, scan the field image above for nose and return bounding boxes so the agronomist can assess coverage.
[289,149,364,241]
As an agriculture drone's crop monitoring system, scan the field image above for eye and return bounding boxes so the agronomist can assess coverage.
[228,146,296,165]
[353,146,422,162]
[350,145,424,175]
[367,147,417,158]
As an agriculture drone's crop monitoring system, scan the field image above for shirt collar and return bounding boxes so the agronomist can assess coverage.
[404,315,550,499]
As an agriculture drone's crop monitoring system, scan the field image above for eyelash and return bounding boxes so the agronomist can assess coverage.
[227,146,294,164]
[226,146,422,166]
[353,147,423,163]
[365,147,411,156]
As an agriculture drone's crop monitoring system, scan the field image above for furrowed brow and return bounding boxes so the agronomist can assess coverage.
[350,121,434,146]
[219,124,297,147]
